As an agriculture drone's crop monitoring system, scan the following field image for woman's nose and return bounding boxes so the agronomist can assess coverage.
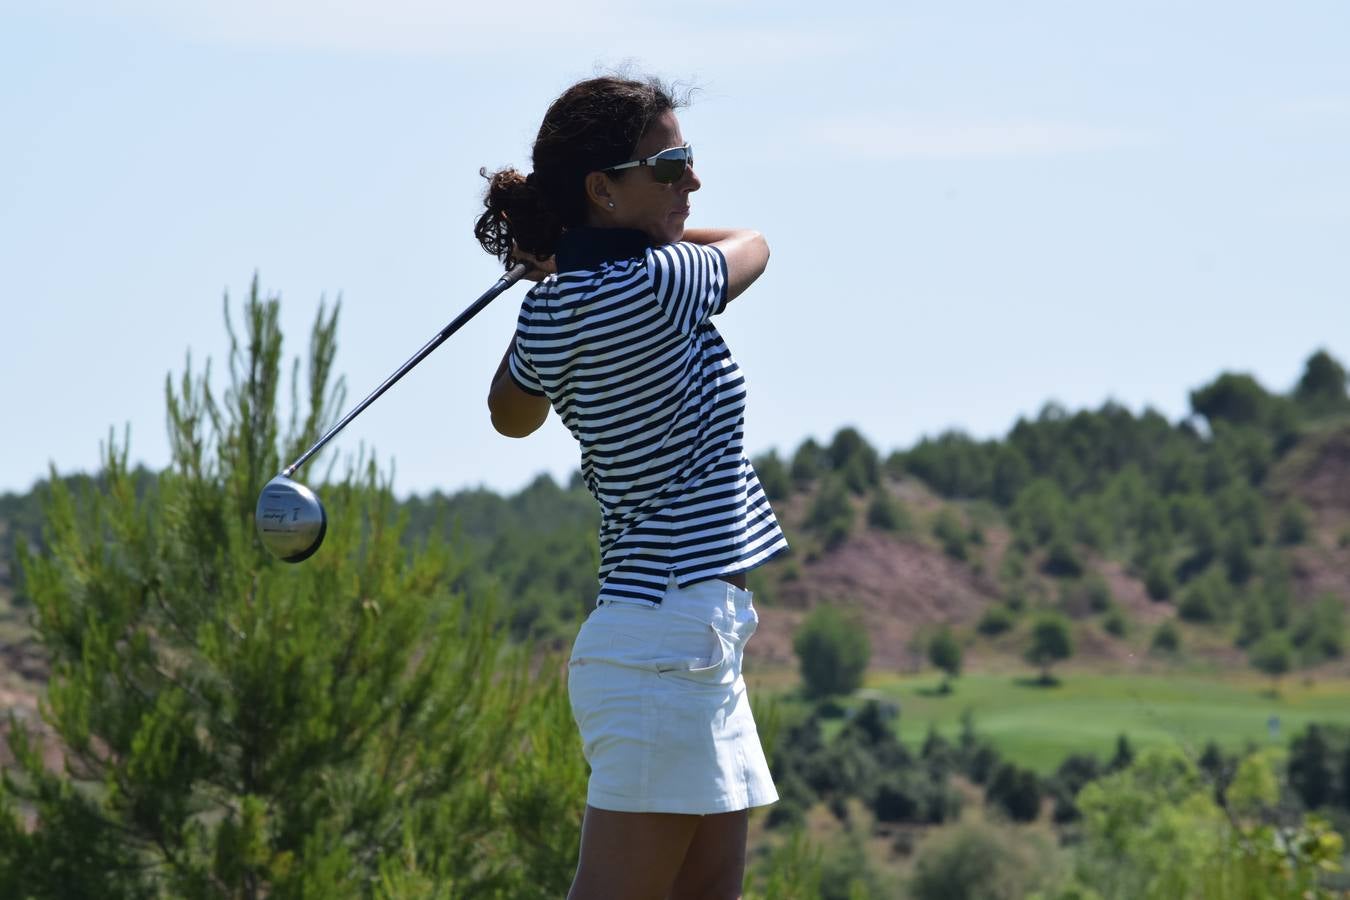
[683,164,701,192]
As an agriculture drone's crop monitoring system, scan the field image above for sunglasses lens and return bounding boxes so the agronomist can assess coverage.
[652,146,692,183]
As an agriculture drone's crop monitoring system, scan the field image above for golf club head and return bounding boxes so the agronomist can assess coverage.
[256,475,327,563]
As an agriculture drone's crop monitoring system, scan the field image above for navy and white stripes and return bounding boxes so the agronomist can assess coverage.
[507,227,788,606]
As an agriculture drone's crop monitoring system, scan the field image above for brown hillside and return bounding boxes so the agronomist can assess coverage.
[1270,423,1350,602]
[767,529,1003,671]
[752,422,1350,677]
[1273,422,1350,516]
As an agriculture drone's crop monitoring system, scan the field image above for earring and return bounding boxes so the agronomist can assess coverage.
[607,201,615,209]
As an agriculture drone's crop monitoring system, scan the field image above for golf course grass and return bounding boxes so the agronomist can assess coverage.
[840,670,1350,773]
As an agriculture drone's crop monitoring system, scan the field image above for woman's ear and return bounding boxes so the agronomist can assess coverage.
[584,171,615,213]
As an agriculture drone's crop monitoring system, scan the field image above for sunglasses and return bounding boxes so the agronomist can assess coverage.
[604,144,694,184]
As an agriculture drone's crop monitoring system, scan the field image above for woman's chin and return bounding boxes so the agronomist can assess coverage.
[658,224,685,245]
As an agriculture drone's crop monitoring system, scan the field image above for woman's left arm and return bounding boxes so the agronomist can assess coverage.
[488,341,550,437]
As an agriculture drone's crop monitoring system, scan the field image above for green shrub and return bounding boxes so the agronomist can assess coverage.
[908,822,1059,900]
[1250,631,1293,687]
[1143,557,1174,601]
[1060,573,1112,617]
[928,626,962,688]
[1025,613,1074,682]
[1277,501,1312,545]
[753,449,792,501]
[790,438,825,487]
[1151,620,1182,653]
[1293,349,1350,416]
[1070,746,1344,900]
[1291,594,1345,664]
[932,508,969,560]
[1102,606,1128,637]
[827,426,881,495]
[986,762,1042,822]
[978,605,1016,636]
[1235,592,1271,648]
[1043,533,1086,578]
[1177,568,1228,622]
[866,489,912,534]
[793,606,871,699]
[806,475,854,550]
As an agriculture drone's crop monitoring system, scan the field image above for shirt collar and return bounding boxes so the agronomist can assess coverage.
[554,227,652,273]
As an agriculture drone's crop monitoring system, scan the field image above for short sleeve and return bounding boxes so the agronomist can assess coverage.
[645,242,729,334]
[506,296,545,397]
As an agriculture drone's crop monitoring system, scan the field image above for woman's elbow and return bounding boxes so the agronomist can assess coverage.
[748,231,770,275]
[488,391,548,438]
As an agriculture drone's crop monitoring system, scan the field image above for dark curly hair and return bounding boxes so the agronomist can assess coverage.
[475,75,685,267]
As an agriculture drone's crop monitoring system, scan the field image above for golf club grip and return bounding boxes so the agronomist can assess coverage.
[281,263,530,478]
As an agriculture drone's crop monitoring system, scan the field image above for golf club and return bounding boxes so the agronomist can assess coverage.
[255,263,529,562]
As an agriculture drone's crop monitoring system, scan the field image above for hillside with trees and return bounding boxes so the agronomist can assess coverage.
[1,279,1348,896]
[4,351,1349,710]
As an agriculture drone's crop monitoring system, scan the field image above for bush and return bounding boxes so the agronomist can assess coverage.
[805,475,854,550]
[1042,534,1085,578]
[932,508,969,560]
[794,606,871,699]
[986,763,1042,822]
[1151,620,1181,653]
[1291,594,1345,664]
[1010,479,1072,547]
[790,438,825,487]
[827,426,881,495]
[753,449,791,501]
[1294,349,1350,416]
[1049,753,1103,823]
[1236,592,1271,648]
[1102,606,1128,637]
[1287,724,1339,811]
[1025,613,1074,682]
[1250,631,1293,686]
[1143,556,1175,601]
[1059,573,1112,618]
[928,626,962,687]
[1071,746,1344,900]
[866,489,912,534]
[1189,371,1279,428]
[1177,568,1226,622]
[1277,501,1312,546]
[977,604,1016,636]
[908,823,1058,900]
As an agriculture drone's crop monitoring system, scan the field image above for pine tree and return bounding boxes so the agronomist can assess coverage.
[0,278,586,899]
[1288,725,1334,810]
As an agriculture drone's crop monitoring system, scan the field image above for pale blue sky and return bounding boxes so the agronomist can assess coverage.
[3,1,1348,497]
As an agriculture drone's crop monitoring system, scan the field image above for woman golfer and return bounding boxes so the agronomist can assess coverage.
[477,75,787,900]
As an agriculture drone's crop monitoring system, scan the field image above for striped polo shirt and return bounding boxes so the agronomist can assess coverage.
[507,226,788,606]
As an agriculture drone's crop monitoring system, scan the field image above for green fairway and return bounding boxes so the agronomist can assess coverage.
[849,671,1350,773]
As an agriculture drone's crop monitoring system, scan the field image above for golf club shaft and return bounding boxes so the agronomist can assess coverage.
[281,263,529,478]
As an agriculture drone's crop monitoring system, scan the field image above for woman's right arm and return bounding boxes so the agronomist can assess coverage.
[488,340,549,437]
[682,227,769,303]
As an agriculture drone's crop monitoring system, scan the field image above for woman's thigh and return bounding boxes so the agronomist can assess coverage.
[567,805,699,900]
[669,809,748,900]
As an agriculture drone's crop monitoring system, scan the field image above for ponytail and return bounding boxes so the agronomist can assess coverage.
[473,167,563,267]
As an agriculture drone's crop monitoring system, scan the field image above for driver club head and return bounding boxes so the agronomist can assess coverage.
[255,475,328,563]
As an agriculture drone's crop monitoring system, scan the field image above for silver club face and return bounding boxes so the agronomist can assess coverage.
[255,476,328,562]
